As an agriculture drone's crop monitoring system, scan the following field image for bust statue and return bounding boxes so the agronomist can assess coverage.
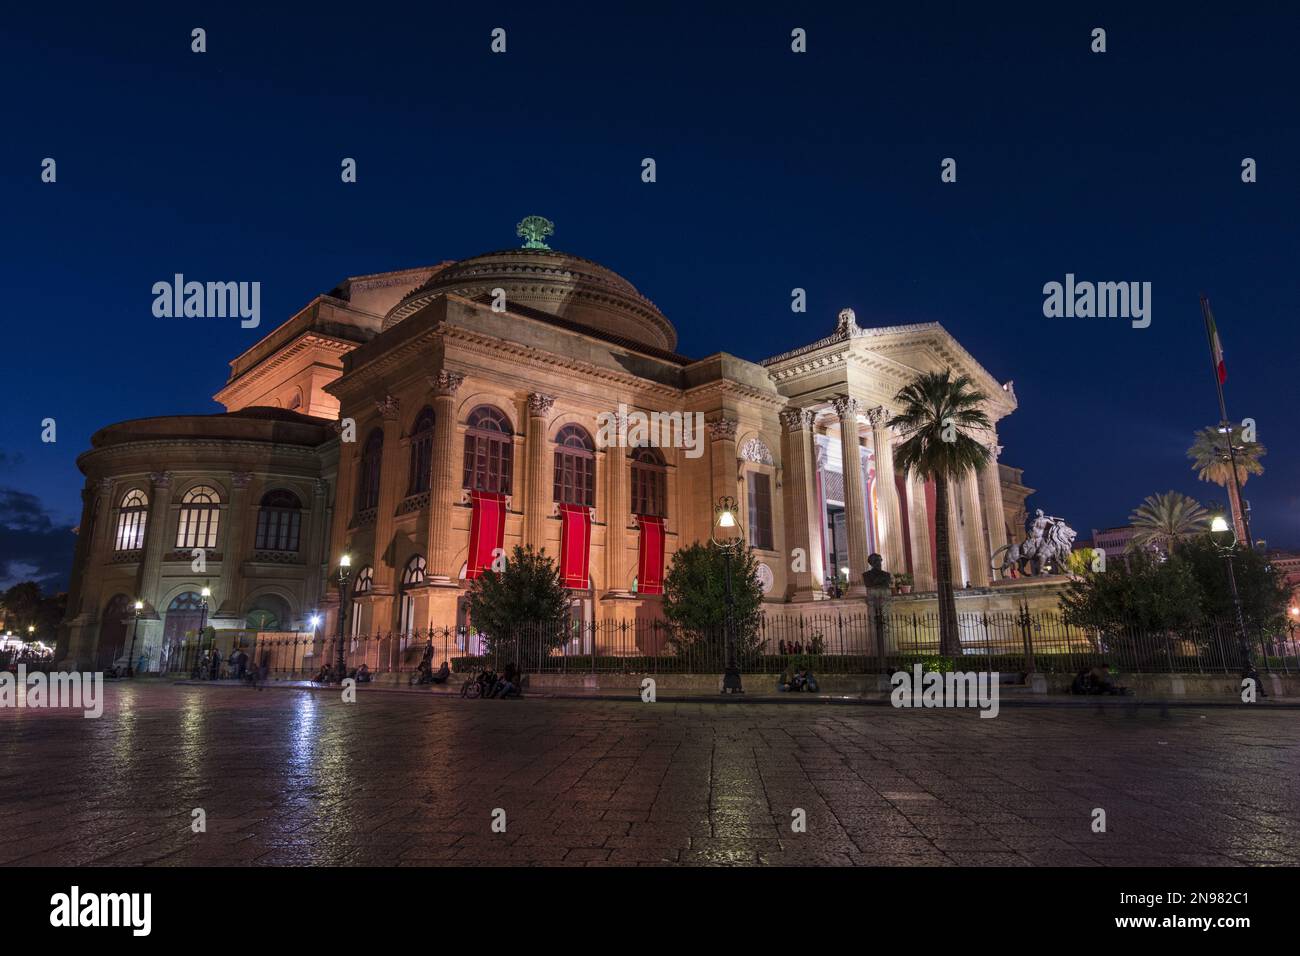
[861,552,892,592]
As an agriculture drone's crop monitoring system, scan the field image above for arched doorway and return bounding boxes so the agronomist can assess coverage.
[96,594,131,671]
[245,594,291,632]
[162,591,206,671]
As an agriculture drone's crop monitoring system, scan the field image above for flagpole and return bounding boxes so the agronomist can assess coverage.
[1199,294,1253,548]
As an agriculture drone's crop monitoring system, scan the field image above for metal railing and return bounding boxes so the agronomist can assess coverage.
[153,612,1298,681]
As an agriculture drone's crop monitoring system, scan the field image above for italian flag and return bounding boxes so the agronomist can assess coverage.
[1206,301,1227,384]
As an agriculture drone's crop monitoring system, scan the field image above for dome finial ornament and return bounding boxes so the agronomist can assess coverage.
[516,215,554,250]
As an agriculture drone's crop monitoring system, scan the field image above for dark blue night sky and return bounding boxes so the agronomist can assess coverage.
[2,2,1297,589]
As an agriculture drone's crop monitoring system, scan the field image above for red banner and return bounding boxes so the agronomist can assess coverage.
[558,504,592,589]
[636,515,666,595]
[466,490,506,579]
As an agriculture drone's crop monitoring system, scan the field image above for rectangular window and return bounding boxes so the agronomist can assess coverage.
[747,472,774,551]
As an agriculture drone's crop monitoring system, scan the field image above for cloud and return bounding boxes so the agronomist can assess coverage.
[0,488,75,591]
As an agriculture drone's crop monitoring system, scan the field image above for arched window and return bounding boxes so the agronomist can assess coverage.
[399,555,427,635]
[350,566,373,639]
[553,424,595,507]
[462,405,513,494]
[407,407,435,495]
[630,446,667,517]
[176,485,221,550]
[358,428,383,512]
[255,489,302,552]
[114,489,148,551]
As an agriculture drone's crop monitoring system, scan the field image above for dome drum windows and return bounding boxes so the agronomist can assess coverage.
[176,485,221,550]
[553,425,595,508]
[114,489,149,552]
[462,406,513,495]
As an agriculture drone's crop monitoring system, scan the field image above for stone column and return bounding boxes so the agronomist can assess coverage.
[215,471,253,618]
[604,412,630,596]
[303,478,329,613]
[980,443,1009,579]
[779,408,820,601]
[867,406,907,577]
[832,397,870,597]
[960,469,990,587]
[524,392,555,552]
[426,372,464,583]
[62,478,118,666]
[136,472,174,608]
[945,480,966,587]
[370,395,403,600]
[905,472,936,591]
[707,417,739,538]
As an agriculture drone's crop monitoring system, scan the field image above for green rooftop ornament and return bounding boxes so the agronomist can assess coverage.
[516,215,554,250]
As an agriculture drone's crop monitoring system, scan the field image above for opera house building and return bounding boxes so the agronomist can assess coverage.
[57,221,1030,671]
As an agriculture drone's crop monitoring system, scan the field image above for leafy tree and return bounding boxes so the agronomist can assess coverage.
[1175,536,1289,626]
[1060,549,1203,633]
[1,582,64,639]
[662,542,764,664]
[1188,424,1265,544]
[1065,547,1098,578]
[1128,491,1208,554]
[888,369,990,656]
[464,545,569,667]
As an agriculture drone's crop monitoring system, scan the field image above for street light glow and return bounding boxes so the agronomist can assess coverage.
[717,509,736,529]
[1210,516,1231,533]
[340,553,352,568]
[201,586,212,598]
[134,599,144,611]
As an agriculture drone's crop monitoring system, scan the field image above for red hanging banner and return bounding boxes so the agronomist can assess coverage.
[558,504,592,589]
[466,490,506,579]
[636,514,666,594]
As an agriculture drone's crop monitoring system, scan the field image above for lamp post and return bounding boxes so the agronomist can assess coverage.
[127,600,144,677]
[190,586,212,679]
[710,496,744,694]
[335,554,353,681]
[1209,515,1258,687]
[307,613,321,676]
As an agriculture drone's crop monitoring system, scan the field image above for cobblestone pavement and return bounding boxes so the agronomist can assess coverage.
[2,682,1298,866]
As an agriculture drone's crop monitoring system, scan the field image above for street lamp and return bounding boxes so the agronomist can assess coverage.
[710,496,744,694]
[1209,514,1258,687]
[335,554,353,681]
[191,586,212,678]
[127,600,144,677]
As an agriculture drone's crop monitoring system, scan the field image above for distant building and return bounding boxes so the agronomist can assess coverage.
[1268,551,1300,611]
[1092,525,1139,560]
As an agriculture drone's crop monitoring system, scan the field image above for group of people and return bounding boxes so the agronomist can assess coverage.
[196,646,261,682]
[776,668,819,693]
[311,662,372,684]
[777,638,824,655]
[474,663,522,698]
[1070,662,1129,696]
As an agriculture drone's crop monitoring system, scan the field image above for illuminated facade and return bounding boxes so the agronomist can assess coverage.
[58,226,1024,670]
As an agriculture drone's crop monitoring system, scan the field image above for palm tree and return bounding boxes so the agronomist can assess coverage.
[888,369,991,657]
[1187,425,1265,544]
[1128,491,1209,554]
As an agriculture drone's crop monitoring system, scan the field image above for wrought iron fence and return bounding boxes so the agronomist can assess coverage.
[155,611,1298,681]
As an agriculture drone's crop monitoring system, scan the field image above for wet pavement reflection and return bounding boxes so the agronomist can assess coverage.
[2,682,1298,866]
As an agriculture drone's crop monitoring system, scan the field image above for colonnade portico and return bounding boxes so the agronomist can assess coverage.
[771,390,999,601]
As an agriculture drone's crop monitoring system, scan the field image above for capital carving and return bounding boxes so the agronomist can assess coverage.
[527,392,556,416]
[96,477,114,495]
[987,442,1003,459]
[866,405,892,428]
[231,471,254,489]
[706,417,738,441]
[149,471,173,489]
[314,478,329,495]
[831,396,860,421]
[376,395,401,420]
[429,371,465,397]
[779,407,815,432]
